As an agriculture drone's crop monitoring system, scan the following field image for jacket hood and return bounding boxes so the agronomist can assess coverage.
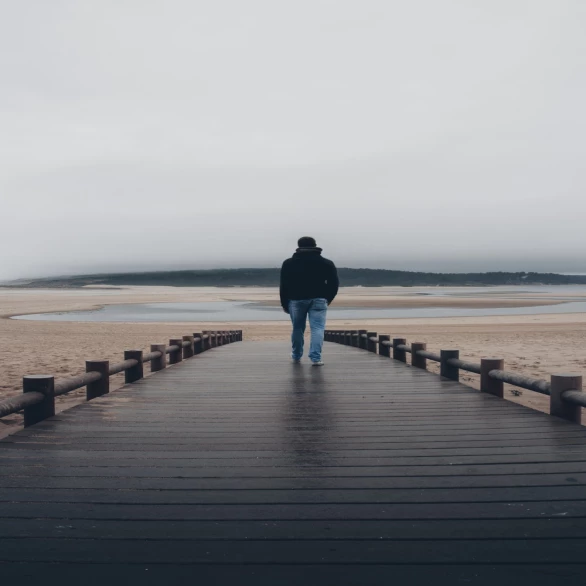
[293,247,323,258]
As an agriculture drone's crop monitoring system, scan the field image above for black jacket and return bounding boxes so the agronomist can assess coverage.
[280,248,339,312]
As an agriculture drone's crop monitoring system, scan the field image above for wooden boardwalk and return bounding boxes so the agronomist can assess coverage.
[2,341,586,584]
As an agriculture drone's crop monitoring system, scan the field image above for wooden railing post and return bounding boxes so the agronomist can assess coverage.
[351,330,359,347]
[23,375,55,427]
[193,334,203,355]
[124,350,144,383]
[367,332,377,353]
[86,360,110,399]
[481,358,504,398]
[169,339,183,364]
[440,350,460,381]
[151,344,167,371]
[393,338,407,363]
[412,342,427,369]
[550,374,582,424]
[379,335,391,357]
[358,330,367,350]
[182,335,195,359]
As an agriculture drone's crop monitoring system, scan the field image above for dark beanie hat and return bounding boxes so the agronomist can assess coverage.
[298,236,317,248]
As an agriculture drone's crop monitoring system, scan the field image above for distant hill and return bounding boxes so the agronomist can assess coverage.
[6,268,586,288]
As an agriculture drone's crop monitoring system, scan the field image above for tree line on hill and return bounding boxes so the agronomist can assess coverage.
[8,268,586,288]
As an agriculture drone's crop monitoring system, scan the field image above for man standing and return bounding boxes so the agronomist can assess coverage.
[280,237,339,365]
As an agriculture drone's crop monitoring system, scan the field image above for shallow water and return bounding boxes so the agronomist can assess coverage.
[11,294,586,323]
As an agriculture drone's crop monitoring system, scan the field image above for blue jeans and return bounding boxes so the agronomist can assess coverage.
[289,298,328,362]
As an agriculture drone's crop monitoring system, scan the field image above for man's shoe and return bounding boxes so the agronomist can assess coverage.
[311,360,324,366]
[291,353,301,363]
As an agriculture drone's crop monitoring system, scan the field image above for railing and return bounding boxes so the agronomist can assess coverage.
[0,330,243,427]
[325,329,584,424]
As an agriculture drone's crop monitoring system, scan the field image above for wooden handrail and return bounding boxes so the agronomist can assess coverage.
[325,328,584,424]
[488,369,550,396]
[563,389,586,407]
[447,357,481,375]
[109,358,139,376]
[396,343,412,353]
[0,329,243,426]
[142,350,162,363]
[0,392,45,419]
[417,350,441,362]
[54,371,103,396]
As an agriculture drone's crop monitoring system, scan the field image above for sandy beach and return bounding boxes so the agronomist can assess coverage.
[1,285,585,437]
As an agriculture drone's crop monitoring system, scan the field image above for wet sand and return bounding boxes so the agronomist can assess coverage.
[1,286,585,437]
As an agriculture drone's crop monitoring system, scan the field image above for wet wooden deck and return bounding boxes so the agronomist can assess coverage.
[1,341,586,584]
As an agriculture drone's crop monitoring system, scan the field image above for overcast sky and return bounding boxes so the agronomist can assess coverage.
[1,0,585,280]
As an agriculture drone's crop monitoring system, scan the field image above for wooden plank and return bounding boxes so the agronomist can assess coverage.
[2,500,586,520]
[4,443,586,457]
[0,563,582,586]
[6,460,586,478]
[14,421,573,434]
[3,472,586,490]
[15,426,586,439]
[3,453,586,467]
[1,517,586,540]
[3,485,586,504]
[7,436,586,450]
[2,537,586,563]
